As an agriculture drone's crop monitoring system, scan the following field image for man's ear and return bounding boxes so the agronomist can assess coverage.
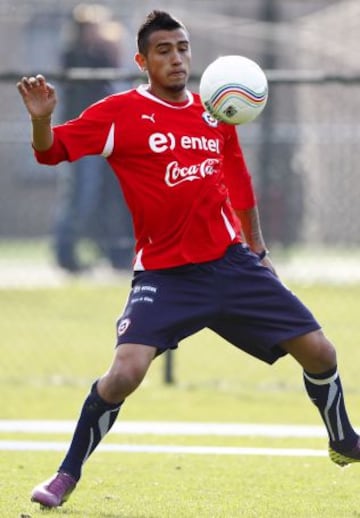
[135,53,147,72]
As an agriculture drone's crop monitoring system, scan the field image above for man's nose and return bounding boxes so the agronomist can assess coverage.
[171,50,182,63]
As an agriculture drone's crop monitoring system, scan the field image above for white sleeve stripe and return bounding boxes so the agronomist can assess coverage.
[133,248,144,270]
[101,123,115,157]
[221,207,237,240]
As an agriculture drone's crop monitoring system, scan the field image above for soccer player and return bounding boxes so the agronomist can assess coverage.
[17,10,360,509]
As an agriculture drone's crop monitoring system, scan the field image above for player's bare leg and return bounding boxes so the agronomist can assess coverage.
[31,343,157,508]
[97,343,158,403]
[281,330,360,467]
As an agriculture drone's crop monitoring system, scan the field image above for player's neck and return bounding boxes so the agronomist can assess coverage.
[147,85,188,104]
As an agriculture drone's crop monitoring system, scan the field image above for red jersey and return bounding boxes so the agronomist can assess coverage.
[35,85,256,270]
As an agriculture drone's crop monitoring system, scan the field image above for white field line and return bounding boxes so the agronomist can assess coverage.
[0,440,327,457]
[0,420,329,457]
[0,420,327,437]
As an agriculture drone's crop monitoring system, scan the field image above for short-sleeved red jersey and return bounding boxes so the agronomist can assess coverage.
[35,85,256,270]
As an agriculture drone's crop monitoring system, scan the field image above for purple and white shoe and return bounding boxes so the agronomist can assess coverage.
[31,471,77,508]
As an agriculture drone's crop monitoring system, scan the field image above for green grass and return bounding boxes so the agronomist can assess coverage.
[1,281,360,516]
[4,451,360,517]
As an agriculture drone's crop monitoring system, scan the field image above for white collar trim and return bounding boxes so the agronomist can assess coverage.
[137,84,193,109]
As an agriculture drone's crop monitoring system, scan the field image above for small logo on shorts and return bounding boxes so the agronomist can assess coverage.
[117,318,131,336]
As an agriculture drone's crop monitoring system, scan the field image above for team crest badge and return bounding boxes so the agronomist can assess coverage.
[117,318,131,337]
[202,111,219,127]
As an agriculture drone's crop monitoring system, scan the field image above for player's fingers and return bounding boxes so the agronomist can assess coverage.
[16,76,39,91]
[34,74,56,97]
[16,77,30,94]
[35,74,49,88]
[17,76,31,88]
[28,76,39,87]
[46,82,55,93]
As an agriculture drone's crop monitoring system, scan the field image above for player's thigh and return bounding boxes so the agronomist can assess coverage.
[116,268,217,353]
[209,251,320,364]
[110,342,157,376]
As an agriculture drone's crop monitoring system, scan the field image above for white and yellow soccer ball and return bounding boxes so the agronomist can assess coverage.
[199,55,268,125]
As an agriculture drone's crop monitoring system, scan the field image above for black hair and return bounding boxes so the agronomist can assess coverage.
[137,10,186,55]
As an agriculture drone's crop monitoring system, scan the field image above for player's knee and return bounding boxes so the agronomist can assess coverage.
[98,367,140,402]
[99,345,155,401]
[282,329,337,371]
[108,362,146,398]
[309,331,337,367]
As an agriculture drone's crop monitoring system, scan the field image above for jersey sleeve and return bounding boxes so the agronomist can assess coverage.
[222,125,256,210]
[34,97,116,165]
[33,136,69,165]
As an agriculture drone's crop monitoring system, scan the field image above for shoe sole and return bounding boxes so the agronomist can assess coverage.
[31,488,74,508]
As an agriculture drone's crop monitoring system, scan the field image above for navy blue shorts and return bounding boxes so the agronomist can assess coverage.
[116,244,320,364]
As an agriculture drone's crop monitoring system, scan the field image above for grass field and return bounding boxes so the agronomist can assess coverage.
[1,276,360,516]
[4,450,360,517]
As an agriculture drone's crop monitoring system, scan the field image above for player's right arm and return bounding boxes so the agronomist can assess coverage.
[17,74,115,166]
[16,74,56,151]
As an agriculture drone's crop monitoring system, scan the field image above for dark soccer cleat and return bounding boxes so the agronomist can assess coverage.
[329,438,360,467]
[31,471,77,508]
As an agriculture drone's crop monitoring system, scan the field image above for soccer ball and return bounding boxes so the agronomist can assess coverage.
[199,55,268,125]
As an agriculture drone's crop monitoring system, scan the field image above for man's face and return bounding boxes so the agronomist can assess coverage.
[137,28,191,97]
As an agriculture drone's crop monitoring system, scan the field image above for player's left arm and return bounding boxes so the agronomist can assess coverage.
[234,206,276,275]
[222,126,277,275]
[235,205,267,255]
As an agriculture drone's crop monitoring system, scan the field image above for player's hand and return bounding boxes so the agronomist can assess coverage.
[16,74,57,120]
[259,254,278,277]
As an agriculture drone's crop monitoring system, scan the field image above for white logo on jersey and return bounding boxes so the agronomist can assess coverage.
[149,132,220,154]
[202,111,219,127]
[141,113,156,123]
[165,158,220,187]
[149,132,176,153]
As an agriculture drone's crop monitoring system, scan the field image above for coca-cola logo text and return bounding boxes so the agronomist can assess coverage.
[165,159,220,187]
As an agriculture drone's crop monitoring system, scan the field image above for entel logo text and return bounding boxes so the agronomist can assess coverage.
[149,132,220,154]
